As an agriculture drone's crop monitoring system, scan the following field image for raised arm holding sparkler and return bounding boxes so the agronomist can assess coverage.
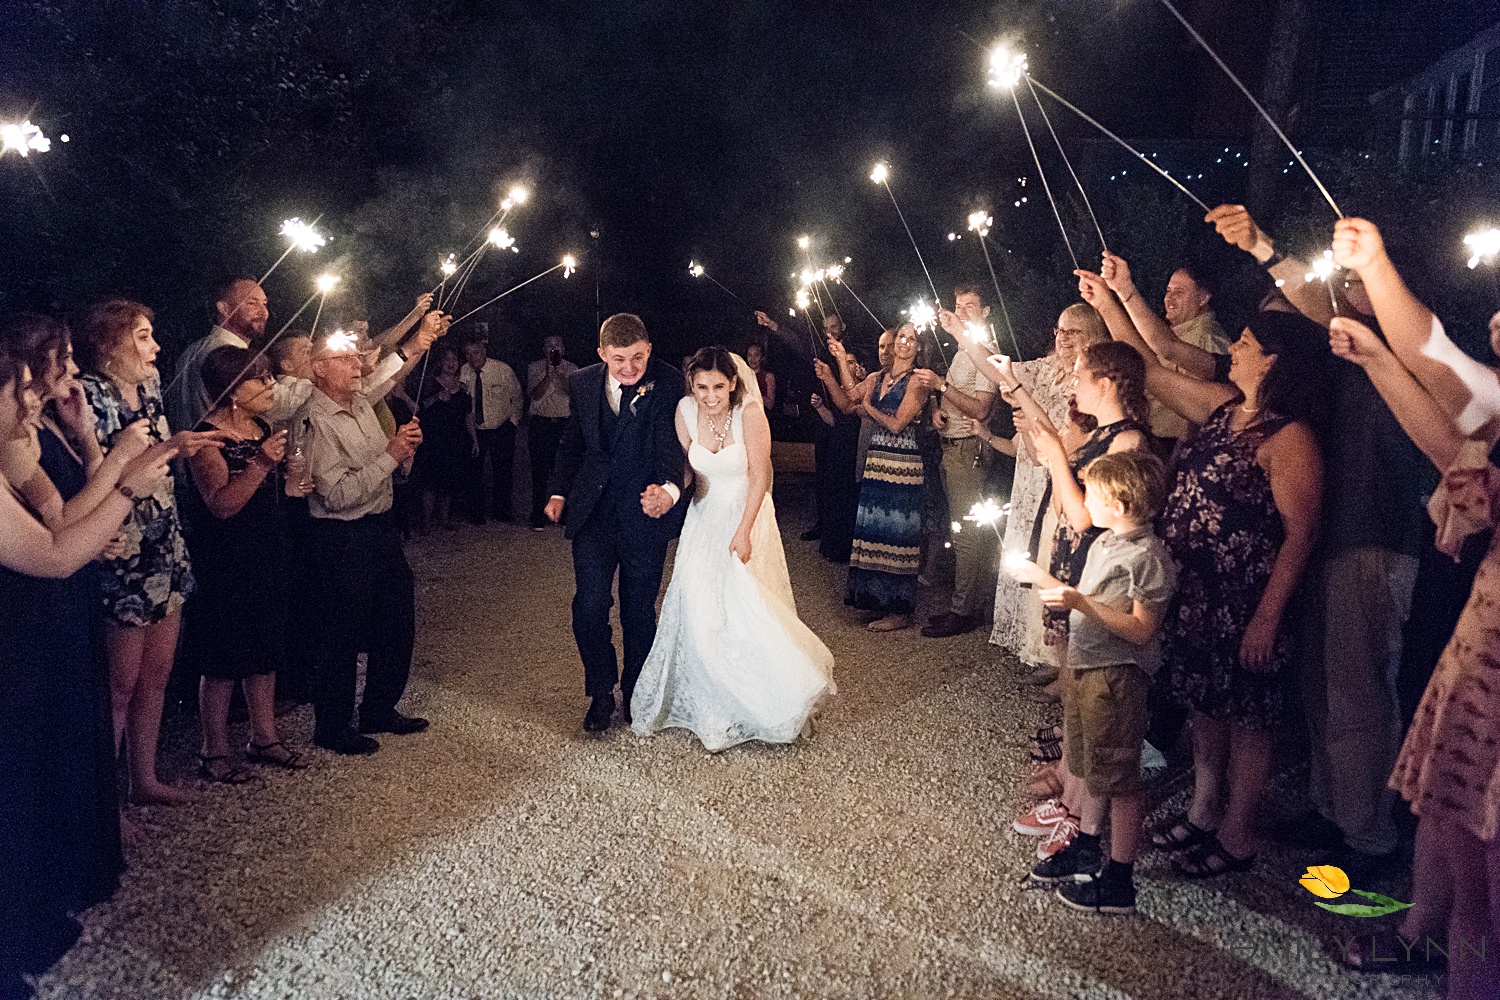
[1205,205,1339,327]
[1093,255,1218,381]
[1332,217,1500,442]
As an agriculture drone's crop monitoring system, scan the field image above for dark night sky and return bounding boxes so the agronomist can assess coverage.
[1,0,1488,360]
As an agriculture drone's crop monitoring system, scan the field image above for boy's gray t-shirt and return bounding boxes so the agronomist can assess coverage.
[1068,525,1177,674]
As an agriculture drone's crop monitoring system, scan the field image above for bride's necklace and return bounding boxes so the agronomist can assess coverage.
[705,410,730,451]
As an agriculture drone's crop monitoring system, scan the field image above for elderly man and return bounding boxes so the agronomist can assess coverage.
[304,315,447,755]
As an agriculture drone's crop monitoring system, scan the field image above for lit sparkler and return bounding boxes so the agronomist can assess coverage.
[487,227,518,251]
[315,273,341,294]
[1464,228,1500,269]
[1003,549,1031,570]
[986,45,1028,90]
[440,254,458,277]
[1304,249,1341,315]
[688,261,706,278]
[869,161,889,185]
[0,120,50,156]
[908,299,937,332]
[500,186,529,211]
[280,217,326,254]
[687,260,745,304]
[797,235,811,250]
[795,288,812,311]
[964,498,1011,540]
[323,330,360,355]
[967,211,992,237]
[562,254,577,278]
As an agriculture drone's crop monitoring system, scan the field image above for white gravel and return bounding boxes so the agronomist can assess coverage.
[32,477,1437,999]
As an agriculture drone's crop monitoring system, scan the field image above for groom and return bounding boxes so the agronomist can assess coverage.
[545,313,687,731]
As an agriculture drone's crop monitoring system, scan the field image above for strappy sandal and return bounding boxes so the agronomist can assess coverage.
[1149,814,1216,852]
[245,741,310,771]
[198,754,254,785]
[1173,834,1256,877]
[1029,735,1063,762]
[1033,723,1063,744]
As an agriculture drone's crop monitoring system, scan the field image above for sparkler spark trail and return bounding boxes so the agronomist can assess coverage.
[1304,249,1341,315]
[0,120,50,156]
[908,300,937,332]
[964,498,1011,540]
[562,255,577,278]
[1024,75,1108,254]
[869,161,942,307]
[253,216,328,288]
[315,273,341,294]
[1025,77,1211,213]
[1155,0,1342,217]
[996,56,1080,272]
[1465,229,1500,269]
[440,254,458,277]
[966,211,1022,359]
[487,227,518,251]
[687,260,745,304]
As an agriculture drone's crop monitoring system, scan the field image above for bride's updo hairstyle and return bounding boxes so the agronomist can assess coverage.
[685,346,744,408]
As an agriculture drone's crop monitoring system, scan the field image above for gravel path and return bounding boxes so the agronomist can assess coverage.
[34,476,1436,999]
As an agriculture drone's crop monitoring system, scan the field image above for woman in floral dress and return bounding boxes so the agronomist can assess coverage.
[77,299,221,806]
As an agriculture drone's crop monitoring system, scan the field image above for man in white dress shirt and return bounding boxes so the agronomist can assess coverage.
[459,336,522,523]
[526,334,577,529]
[168,277,273,431]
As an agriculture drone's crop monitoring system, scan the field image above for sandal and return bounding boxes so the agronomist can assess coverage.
[1173,834,1256,877]
[1033,723,1063,744]
[245,741,310,771]
[198,754,254,785]
[1029,736,1063,762]
[1149,815,1216,852]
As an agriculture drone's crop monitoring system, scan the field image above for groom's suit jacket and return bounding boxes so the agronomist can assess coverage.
[547,356,687,542]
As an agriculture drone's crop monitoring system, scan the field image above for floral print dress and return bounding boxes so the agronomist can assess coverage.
[1161,402,1293,729]
[81,373,194,625]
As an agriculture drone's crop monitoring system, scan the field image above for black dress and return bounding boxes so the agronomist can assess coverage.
[182,418,287,680]
[414,385,473,497]
[0,426,124,999]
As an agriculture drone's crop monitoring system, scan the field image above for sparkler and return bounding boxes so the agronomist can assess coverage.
[869,161,942,307]
[965,210,1022,359]
[829,268,886,330]
[254,216,328,287]
[487,227,518,252]
[1155,0,1342,217]
[1002,549,1031,571]
[1464,228,1500,269]
[687,260,746,304]
[450,258,575,327]
[797,235,843,326]
[964,498,1011,540]
[1024,77,1211,213]
[988,44,1079,271]
[440,254,458,277]
[1304,249,1341,316]
[0,120,50,156]
[563,255,577,278]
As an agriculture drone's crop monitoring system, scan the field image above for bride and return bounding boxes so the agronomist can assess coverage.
[631,346,835,751]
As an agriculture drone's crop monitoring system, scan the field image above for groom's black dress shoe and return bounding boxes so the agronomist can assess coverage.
[584,694,615,732]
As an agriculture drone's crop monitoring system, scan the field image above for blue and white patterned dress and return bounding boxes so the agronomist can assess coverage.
[845,372,924,616]
[81,373,194,625]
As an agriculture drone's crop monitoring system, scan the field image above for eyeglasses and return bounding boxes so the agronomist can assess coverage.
[1053,327,1088,338]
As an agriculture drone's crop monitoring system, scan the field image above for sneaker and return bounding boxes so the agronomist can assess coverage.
[1031,833,1102,883]
[1056,875,1137,915]
[1013,799,1071,836]
[1035,816,1083,862]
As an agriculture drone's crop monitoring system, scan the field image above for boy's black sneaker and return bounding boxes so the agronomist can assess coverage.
[1056,875,1137,915]
[1030,838,1103,884]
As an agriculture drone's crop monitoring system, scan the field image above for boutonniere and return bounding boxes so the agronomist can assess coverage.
[630,381,655,413]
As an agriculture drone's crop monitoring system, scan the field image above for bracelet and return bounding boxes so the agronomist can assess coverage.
[395,346,409,362]
[115,483,136,501]
[1264,247,1286,268]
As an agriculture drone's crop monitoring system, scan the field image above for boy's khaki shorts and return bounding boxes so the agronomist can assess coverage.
[1064,663,1149,797]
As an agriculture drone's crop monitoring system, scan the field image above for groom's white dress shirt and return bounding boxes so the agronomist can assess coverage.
[548,373,679,506]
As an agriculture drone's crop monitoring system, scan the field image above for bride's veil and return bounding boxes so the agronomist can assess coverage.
[731,351,762,409]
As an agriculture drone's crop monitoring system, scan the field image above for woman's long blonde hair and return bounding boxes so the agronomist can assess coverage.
[1059,302,1109,350]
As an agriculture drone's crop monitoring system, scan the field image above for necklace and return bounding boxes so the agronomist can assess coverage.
[705,411,730,450]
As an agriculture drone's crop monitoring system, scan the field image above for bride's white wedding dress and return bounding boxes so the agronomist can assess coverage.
[631,396,836,751]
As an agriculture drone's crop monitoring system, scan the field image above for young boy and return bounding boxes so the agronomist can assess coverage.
[1008,450,1176,914]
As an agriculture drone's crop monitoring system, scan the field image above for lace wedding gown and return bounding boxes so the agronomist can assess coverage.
[631,397,836,751]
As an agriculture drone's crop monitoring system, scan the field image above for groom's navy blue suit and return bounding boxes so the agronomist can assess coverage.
[548,356,687,701]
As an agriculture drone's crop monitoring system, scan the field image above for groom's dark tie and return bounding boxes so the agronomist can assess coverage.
[619,382,639,415]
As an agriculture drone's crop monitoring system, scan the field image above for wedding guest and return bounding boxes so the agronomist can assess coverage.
[845,323,931,631]
[417,345,475,532]
[266,331,318,703]
[527,334,577,530]
[459,336,521,524]
[184,346,307,781]
[267,331,313,385]
[304,330,434,754]
[167,277,270,432]
[0,341,178,1000]
[745,342,777,412]
[757,309,862,544]
[1205,205,1429,877]
[77,299,224,805]
[810,334,867,563]
[963,306,1106,675]
[1101,260,1230,451]
[923,284,1000,638]
[1325,217,1500,986]
[1082,267,1327,875]
[1009,450,1175,914]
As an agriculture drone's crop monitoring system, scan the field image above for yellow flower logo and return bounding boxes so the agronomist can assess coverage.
[1298,865,1410,917]
[1299,865,1350,899]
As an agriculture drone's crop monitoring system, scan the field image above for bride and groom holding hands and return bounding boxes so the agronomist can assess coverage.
[544,313,835,751]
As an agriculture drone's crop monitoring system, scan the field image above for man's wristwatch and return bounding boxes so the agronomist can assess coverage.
[394,346,409,362]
